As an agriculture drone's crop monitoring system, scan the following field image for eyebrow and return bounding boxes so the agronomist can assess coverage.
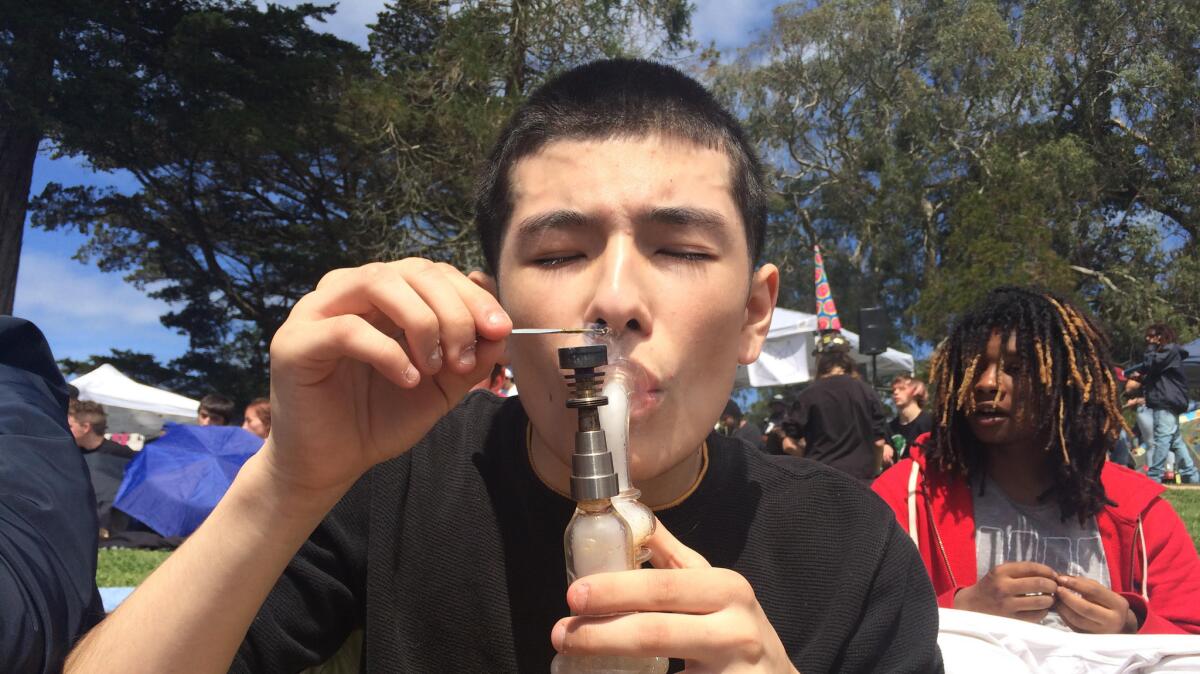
[513,210,594,246]
[636,206,731,233]
[512,205,734,247]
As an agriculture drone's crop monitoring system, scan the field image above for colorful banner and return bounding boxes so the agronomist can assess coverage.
[813,245,841,331]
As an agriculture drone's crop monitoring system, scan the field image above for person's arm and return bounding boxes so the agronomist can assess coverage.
[1141,345,1178,377]
[0,318,103,673]
[229,469,371,671]
[66,260,511,673]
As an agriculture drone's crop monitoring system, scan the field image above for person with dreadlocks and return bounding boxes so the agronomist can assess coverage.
[874,287,1200,634]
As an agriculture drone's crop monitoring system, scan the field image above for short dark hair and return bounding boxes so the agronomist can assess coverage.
[199,393,235,424]
[69,399,108,435]
[816,349,857,377]
[1146,323,1177,344]
[474,58,767,275]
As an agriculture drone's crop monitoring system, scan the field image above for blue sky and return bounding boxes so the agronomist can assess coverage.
[13,0,780,365]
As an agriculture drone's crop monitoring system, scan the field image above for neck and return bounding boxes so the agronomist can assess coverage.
[984,442,1054,505]
[79,434,104,451]
[899,402,922,423]
[820,368,845,379]
[529,426,704,509]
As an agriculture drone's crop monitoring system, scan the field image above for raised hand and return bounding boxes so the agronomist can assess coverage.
[264,259,510,495]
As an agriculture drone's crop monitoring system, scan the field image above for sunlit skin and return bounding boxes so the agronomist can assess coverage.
[472,135,778,507]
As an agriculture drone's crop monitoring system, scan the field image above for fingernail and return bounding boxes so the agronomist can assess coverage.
[572,582,590,612]
[459,344,476,368]
[551,622,566,651]
[404,365,420,384]
[428,344,442,369]
[488,311,506,326]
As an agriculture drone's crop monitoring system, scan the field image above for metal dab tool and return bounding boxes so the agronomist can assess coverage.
[510,327,610,336]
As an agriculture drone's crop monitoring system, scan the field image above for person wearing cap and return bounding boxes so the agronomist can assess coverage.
[719,399,764,451]
[786,335,890,481]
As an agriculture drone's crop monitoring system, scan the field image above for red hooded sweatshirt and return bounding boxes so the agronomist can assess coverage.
[873,439,1200,634]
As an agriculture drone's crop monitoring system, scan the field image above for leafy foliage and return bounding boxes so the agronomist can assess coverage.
[714,0,1200,357]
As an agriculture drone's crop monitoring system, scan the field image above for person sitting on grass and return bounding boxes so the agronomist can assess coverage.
[873,286,1200,634]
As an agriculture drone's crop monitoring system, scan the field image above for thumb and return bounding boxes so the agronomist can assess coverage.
[645,518,710,570]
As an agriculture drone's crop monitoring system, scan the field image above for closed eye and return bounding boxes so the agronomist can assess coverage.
[660,250,713,262]
[533,254,584,268]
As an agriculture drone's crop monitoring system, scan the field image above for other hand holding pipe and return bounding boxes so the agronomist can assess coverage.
[551,520,799,673]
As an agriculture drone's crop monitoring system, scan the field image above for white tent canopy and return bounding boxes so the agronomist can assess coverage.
[736,307,915,387]
[70,364,200,418]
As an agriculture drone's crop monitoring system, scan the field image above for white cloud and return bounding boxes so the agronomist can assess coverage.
[691,0,779,50]
[15,252,171,325]
[12,251,189,361]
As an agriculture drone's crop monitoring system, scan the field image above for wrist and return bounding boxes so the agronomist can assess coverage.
[237,448,353,527]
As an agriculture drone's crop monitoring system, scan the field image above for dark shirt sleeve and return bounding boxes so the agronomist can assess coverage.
[0,318,103,673]
[866,384,889,442]
[1141,345,1179,378]
[230,470,373,673]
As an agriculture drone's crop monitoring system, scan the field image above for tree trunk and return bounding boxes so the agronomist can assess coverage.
[0,122,41,316]
[0,18,52,316]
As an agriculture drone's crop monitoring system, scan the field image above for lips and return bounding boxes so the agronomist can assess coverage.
[605,359,664,421]
[970,403,1009,427]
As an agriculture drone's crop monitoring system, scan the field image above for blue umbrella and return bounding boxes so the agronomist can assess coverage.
[114,424,263,537]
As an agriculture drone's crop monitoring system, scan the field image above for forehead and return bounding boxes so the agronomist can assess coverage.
[502,135,743,247]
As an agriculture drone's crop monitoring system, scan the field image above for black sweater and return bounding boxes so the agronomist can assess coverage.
[232,393,941,673]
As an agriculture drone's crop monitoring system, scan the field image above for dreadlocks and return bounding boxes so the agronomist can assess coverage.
[926,286,1128,524]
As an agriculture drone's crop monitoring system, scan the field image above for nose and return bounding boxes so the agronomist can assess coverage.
[974,361,1000,398]
[583,235,651,340]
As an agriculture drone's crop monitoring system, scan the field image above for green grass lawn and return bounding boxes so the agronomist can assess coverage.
[96,548,172,587]
[1164,487,1200,551]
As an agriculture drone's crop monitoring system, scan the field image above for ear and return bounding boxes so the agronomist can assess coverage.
[738,263,779,365]
[468,270,498,299]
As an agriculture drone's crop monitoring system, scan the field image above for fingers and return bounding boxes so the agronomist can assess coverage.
[292,260,511,377]
[646,519,711,570]
[566,568,749,617]
[995,561,1058,581]
[1055,576,1129,633]
[1057,576,1124,611]
[275,314,420,388]
[1005,575,1059,597]
[552,611,763,664]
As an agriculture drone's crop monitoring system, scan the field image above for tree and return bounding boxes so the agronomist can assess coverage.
[713,0,1200,355]
[28,1,693,396]
[27,1,368,397]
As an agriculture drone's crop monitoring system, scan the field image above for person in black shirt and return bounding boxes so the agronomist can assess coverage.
[719,399,765,451]
[788,342,889,481]
[887,374,933,459]
[67,59,941,673]
[68,399,136,460]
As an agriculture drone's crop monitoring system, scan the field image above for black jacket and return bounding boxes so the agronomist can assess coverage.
[233,393,942,673]
[0,318,104,672]
[1142,344,1192,415]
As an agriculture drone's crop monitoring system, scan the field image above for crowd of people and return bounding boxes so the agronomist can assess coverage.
[1,58,1198,674]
